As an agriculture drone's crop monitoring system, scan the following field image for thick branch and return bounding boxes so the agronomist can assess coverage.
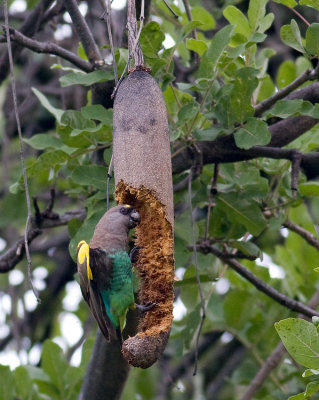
[79,310,137,400]
[0,28,94,72]
[0,209,85,272]
[195,242,319,318]
[64,0,102,65]
[0,229,41,272]
[172,116,319,174]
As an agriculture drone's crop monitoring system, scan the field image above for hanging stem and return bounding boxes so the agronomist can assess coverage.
[99,0,119,84]
[3,0,40,303]
[188,169,206,375]
[111,0,146,98]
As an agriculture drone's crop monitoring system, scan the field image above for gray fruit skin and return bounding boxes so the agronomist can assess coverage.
[112,70,174,227]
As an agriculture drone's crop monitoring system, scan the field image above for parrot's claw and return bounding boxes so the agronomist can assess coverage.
[129,246,142,264]
[136,302,157,313]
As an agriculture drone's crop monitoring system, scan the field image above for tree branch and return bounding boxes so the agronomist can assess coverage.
[0,0,54,83]
[0,28,94,72]
[172,116,319,175]
[240,288,319,400]
[79,310,138,400]
[64,0,102,65]
[195,242,319,318]
[254,62,319,117]
[0,209,86,272]
[283,220,319,251]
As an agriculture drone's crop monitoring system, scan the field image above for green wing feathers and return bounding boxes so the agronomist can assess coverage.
[77,242,135,341]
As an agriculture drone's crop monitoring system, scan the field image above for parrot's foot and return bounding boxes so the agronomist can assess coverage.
[136,302,156,313]
[129,246,142,264]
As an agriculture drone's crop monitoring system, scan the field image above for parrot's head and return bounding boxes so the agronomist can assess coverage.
[118,204,141,229]
[99,204,140,232]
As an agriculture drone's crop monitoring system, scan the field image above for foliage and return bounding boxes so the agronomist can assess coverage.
[1,0,319,399]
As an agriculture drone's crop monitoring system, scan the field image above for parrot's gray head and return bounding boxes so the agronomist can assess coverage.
[101,204,140,231]
[90,205,140,249]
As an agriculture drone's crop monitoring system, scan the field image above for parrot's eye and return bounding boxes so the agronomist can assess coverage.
[120,206,131,215]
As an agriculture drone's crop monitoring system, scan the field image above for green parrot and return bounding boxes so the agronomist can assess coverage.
[77,204,148,344]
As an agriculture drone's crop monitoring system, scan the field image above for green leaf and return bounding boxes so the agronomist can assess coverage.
[217,193,266,236]
[300,0,319,10]
[288,394,306,400]
[248,0,267,31]
[299,182,319,196]
[257,74,276,101]
[27,150,69,178]
[232,241,262,258]
[224,290,252,329]
[229,68,259,123]
[0,366,15,400]
[24,133,64,150]
[14,366,33,399]
[267,99,313,118]
[81,105,113,125]
[305,381,319,397]
[303,368,319,377]
[306,23,319,57]
[273,0,297,6]
[259,13,275,33]
[223,6,251,39]
[32,88,64,123]
[186,38,208,55]
[189,7,215,31]
[277,60,297,89]
[140,22,165,58]
[59,70,113,87]
[181,20,204,36]
[205,25,234,69]
[71,165,108,191]
[275,318,319,369]
[234,118,271,149]
[280,20,305,53]
[193,127,223,141]
[61,110,96,130]
[178,101,199,125]
[41,340,68,393]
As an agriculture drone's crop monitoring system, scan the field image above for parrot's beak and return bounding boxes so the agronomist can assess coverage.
[129,210,141,228]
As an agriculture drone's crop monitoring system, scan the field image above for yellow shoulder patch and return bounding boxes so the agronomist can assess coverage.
[77,240,93,280]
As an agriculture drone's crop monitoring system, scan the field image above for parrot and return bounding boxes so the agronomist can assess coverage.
[77,204,151,344]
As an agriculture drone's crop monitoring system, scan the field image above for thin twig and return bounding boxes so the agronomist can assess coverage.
[254,66,319,117]
[283,220,319,251]
[182,0,199,67]
[99,0,118,84]
[3,0,40,302]
[0,28,94,72]
[195,242,319,318]
[64,0,102,65]
[288,6,310,27]
[162,0,179,18]
[188,169,206,375]
[205,163,219,239]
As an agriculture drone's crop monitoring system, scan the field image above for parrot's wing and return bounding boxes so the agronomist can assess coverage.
[77,243,116,341]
